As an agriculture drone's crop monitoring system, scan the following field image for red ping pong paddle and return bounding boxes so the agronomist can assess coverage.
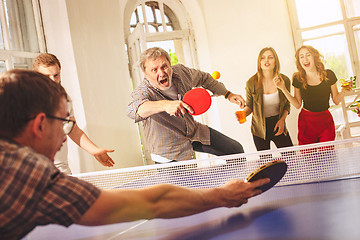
[245,160,287,193]
[183,88,212,116]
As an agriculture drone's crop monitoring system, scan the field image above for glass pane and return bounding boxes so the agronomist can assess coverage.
[295,0,342,28]
[130,12,137,26]
[302,24,344,39]
[147,40,175,54]
[131,2,176,34]
[155,9,162,24]
[164,14,169,23]
[304,34,351,84]
[12,57,33,70]
[4,0,39,52]
[354,24,360,57]
[354,24,360,86]
[345,0,360,18]
[0,60,6,73]
[0,23,4,49]
[137,6,144,23]
[145,5,154,22]
[148,25,157,33]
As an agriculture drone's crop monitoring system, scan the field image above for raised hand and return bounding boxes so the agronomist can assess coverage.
[273,75,286,91]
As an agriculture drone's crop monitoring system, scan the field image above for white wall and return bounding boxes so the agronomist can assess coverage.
[65,0,146,172]
[40,0,144,173]
[186,0,299,152]
[40,0,299,173]
[39,0,86,173]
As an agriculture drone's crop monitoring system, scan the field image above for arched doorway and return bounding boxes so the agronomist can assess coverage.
[124,0,199,164]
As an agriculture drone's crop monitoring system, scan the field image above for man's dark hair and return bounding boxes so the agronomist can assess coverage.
[0,69,67,138]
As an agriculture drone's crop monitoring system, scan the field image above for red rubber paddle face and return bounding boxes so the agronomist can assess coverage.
[246,160,288,193]
[183,88,212,115]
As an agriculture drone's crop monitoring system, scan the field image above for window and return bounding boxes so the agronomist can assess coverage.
[0,0,45,73]
[130,1,177,33]
[129,1,180,63]
[287,0,360,84]
[126,0,196,67]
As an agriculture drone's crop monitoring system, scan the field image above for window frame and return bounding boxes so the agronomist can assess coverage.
[287,0,360,139]
[125,0,198,68]
[286,0,360,80]
[0,0,46,71]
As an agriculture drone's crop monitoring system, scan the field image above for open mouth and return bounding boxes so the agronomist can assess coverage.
[303,62,310,67]
[159,78,168,86]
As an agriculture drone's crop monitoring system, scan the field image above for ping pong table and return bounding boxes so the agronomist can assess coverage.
[25,138,360,240]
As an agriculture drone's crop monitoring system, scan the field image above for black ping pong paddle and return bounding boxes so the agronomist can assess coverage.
[245,160,287,193]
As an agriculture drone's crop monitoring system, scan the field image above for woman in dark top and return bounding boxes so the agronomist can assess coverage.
[274,45,347,145]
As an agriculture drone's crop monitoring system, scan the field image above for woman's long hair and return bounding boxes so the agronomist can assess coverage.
[256,47,280,87]
[293,45,327,89]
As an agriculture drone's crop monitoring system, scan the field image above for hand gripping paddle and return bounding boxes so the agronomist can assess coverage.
[245,160,287,193]
[183,88,212,116]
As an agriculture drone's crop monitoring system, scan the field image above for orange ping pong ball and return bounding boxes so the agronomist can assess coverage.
[212,71,221,79]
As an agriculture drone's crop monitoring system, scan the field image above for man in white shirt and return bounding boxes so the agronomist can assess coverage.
[33,53,115,173]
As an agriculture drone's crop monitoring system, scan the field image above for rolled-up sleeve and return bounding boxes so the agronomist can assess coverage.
[127,83,151,123]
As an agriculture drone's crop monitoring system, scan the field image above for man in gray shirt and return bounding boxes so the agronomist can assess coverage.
[127,47,245,163]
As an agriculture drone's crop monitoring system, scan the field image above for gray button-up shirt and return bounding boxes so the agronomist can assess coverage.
[127,64,228,161]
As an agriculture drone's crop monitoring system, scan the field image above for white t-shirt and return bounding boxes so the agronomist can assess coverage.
[263,91,280,118]
[54,96,74,175]
[54,141,71,174]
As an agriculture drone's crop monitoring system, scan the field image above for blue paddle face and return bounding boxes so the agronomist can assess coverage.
[246,160,288,193]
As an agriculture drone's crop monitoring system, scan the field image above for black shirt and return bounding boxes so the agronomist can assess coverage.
[292,69,337,112]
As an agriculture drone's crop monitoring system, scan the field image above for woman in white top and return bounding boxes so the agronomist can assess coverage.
[242,47,293,151]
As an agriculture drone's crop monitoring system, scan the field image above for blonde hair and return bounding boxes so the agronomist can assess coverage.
[33,53,61,71]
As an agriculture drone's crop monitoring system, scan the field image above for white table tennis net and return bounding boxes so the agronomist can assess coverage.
[74,137,360,190]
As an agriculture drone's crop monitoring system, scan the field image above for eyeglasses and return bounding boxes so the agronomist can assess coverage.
[26,114,76,135]
[46,115,76,135]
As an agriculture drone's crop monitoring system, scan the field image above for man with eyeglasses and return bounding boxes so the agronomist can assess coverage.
[27,114,76,135]
[33,53,115,174]
[0,69,269,240]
